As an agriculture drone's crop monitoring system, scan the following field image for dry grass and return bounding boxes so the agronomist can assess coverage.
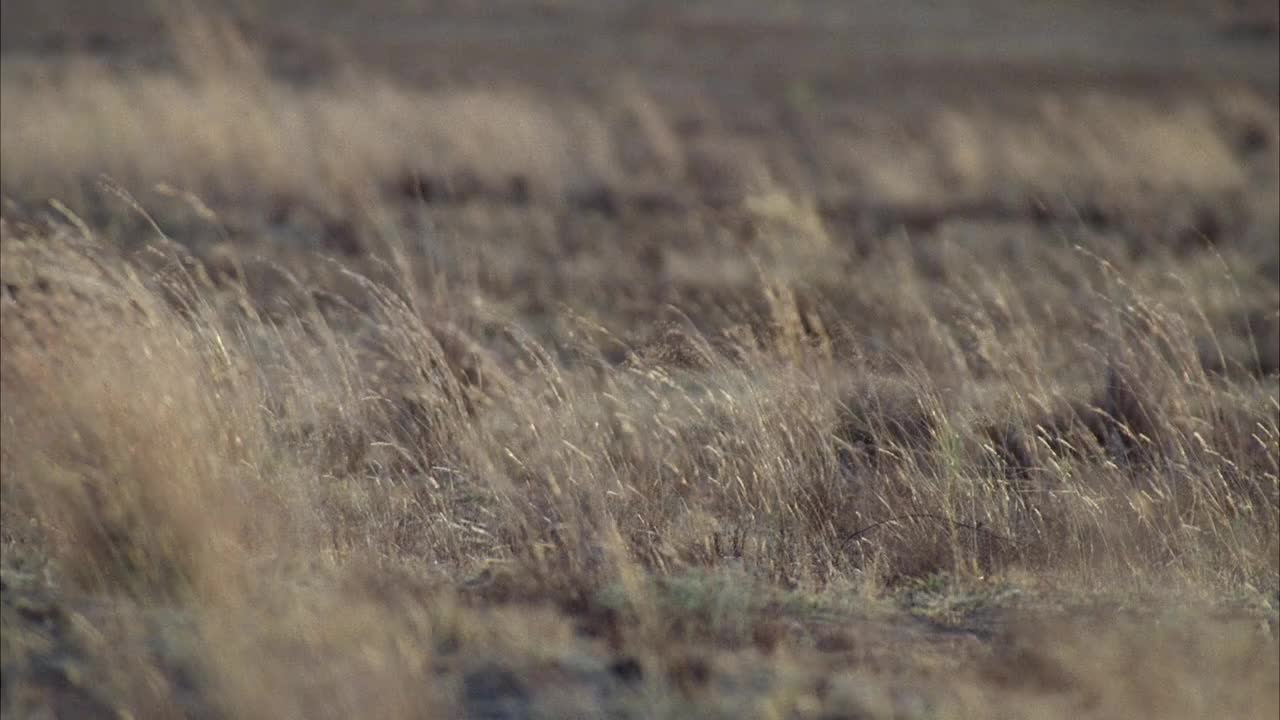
[2,6,1278,719]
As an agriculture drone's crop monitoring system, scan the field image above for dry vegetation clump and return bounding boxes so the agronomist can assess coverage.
[2,6,1278,719]
[0,14,619,218]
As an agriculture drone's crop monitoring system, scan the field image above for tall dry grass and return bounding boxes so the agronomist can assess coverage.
[1,9,1277,719]
[2,197,1276,717]
[4,9,1273,220]
[0,12,621,214]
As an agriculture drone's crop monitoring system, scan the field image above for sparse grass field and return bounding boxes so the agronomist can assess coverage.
[1,2,1278,718]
